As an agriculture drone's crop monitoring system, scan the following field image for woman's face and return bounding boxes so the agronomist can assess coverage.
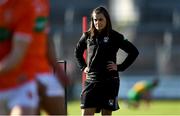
[92,12,107,31]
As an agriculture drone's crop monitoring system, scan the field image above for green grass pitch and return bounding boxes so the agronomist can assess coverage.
[67,100,180,116]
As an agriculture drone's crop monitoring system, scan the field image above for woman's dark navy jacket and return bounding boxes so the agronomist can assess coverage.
[75,29,139,81]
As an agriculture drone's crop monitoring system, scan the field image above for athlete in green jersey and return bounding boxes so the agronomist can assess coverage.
[127,79,159,108]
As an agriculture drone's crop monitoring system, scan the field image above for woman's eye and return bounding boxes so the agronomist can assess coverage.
[99,18,103,21]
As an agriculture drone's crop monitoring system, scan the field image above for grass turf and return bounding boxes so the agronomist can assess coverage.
[67,100,180,116]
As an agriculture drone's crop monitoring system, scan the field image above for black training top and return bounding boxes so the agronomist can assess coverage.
[75,29,139,81]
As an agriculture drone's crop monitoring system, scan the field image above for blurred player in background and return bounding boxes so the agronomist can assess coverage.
[0,0,39,115]
[33,0,71,115]
[126,79,159,108]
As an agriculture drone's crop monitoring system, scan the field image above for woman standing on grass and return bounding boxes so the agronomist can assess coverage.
[75,6,139,116]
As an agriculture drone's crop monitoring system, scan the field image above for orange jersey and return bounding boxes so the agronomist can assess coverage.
[0,0,37,90]
[33,0,52,73]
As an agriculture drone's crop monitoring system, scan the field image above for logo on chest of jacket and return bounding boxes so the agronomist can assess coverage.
[103,36,109,43]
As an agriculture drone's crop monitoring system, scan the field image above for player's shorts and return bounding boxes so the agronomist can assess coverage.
[0,81,39,114]
[36,73,64,97]
[81,78,120,112]
[127,89,141,102]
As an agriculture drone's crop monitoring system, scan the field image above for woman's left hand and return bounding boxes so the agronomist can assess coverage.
[106,61,117,71]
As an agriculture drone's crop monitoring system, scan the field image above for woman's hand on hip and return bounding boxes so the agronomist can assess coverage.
[107,61,117,71]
